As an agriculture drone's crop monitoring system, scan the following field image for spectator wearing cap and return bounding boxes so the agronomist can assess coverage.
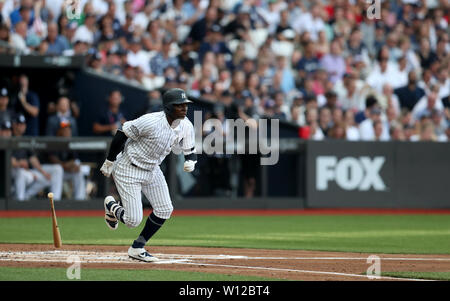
[11,74,40,136]
[46,120,86,200]
[0,87,13,126]
[92,90,126,136]
[10,113,64,201]
[88,50,104,72]
[0,120,12,138]
[356,95,379,126]
[149,36,179,77]
[61,21,78,51]
[102,49,125,76]
[45,22,70,55]
[46,96,78,137]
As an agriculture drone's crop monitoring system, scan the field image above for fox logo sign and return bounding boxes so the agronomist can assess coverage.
[316,156,386,191]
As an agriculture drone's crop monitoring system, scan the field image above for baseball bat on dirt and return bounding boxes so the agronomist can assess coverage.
[48,192,62,248]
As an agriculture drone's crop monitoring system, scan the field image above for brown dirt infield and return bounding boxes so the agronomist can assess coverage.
[1,244,449,281]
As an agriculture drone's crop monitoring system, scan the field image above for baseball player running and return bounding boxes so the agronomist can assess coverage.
[100,88,197,262]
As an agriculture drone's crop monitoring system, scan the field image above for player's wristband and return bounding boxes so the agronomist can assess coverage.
[184,152,197,162]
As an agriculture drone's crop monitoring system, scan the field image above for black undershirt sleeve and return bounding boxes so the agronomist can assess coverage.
[184,152,197,162]
[106,130,128,161]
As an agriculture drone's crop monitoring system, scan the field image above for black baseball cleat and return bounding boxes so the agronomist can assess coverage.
[104,196,118,230]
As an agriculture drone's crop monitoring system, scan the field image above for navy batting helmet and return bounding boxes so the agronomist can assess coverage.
[162,88,192,116]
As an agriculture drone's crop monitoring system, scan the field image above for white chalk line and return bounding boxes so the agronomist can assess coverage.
[1,251,450,262]
[0,257,433,281]
[174,261,433,281]
[0,251,446,281]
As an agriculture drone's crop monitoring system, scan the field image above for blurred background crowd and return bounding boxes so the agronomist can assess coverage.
[0,0,449,200]
[0,0,449,142]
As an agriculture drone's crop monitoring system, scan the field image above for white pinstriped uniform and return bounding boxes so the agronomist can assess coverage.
[111,111,195,226]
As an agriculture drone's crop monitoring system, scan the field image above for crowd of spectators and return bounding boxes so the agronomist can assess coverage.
[0,0,449,199]
[0,0,449,143]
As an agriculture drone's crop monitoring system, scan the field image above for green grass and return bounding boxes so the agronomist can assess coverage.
[0,266,278,281]
[0,215,450,254]
[382,271,450,281]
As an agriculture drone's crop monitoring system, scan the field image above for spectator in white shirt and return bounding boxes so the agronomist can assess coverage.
[373,120,388,141]
[366,55,400,94]
[73,13,97,45]
[291,3,325,41]
[435,66,449,100]
[126,36,151,74]
[10,20,31,54]
[411,88,444,124]
[344,110,360,141]
[334,72,367,112]
[256,0,283,35]
[133,2,158,31]
[359,106,390,141]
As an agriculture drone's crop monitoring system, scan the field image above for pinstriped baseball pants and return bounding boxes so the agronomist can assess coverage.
[111,153,173,228]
